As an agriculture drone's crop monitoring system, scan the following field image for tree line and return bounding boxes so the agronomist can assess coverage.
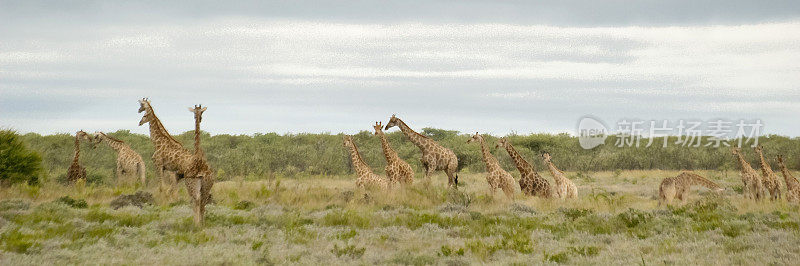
[5,128,800,185]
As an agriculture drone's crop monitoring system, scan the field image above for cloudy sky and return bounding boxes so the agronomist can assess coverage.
[2,1,799,136]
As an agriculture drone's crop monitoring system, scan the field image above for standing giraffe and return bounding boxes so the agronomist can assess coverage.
[541,153,578,199]
[467,133,515,199]
[67,130,92,183]
[342,135,388,189]
[92,132,146,185]
[732,147,765,200]
[137,98,194,201]
[496,138,552,198]
[184,104,215,226]
[658,171,723,206]
[776,155,800,203]
[384,115,459,187]
[754,146,781,200]
[373,121,414,186]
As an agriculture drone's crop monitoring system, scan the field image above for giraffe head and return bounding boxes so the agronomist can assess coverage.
[496,137,509,149]
[731,147,741,156]
[76,130,93,142]
[188,104,207,123]
[384,114,399,130]
[372,121,383,135]
[466,132,483,144]
[90,131,106,148]
[753,145,763,154]
[342,135,354,149]
[542,152,552,163]
[138,98,154,126]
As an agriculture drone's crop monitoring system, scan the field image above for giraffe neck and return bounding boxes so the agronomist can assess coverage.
[194,115,202,155]
[478,138,500,172]
[145,109,182,149]
[347,142,373,175]
[735,152,755,173]
[777,160,799,189]
[376,130,397,162]
[756,150,773,175]
[545,159,563,180]
[98,134,124,152]
[503,143,533,175]
[396,119,432,151]
[72,134,81,163]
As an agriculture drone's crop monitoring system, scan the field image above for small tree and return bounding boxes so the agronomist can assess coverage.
[0,130,43,185]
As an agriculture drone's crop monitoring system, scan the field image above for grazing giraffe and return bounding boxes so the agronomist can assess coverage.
[92,132,146,185]
[496,138,552,198]
[541,153,578,199]
[754,146,781,200]
[776,156,800,203]
[137,98,194,201]
[467,133,515,199]
[384,115,459,187]
[67,130,92,183]
[373,121,414,186]
[732,147,765,200]
[342,135,388,189]
[184,104,215,226]
[658,171,723,206]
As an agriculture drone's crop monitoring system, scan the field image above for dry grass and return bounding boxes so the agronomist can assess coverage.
[1,170,799,265]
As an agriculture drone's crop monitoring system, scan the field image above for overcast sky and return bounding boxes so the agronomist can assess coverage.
[2,1,799,136]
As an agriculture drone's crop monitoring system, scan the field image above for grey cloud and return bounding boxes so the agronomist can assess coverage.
[2,0,800,26]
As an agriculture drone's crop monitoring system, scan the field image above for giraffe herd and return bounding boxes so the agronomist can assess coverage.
[62,99,800,227]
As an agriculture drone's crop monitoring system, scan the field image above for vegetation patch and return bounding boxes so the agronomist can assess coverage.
[54,196,88,209]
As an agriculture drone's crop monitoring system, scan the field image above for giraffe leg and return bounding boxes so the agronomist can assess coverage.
[445,170,457,189]
[115,164,124,185]
[137,162,146,186]
[185,178,203,226]
[424,165,435,184]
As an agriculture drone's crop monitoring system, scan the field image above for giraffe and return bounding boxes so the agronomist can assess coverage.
[137,98,194,201]
[66,130,92,183]
[183,104,215,226]
[373,121,414,186]
[342,135,388,189]
[732,147,765,200]
[754,145,782,201]
[541,153,578,199]
[776,155,800,203]
[384,115,459,187]
[467,133,515,199]
[496,138,552,198]
[92,132,146,185]
[658,171,723,206]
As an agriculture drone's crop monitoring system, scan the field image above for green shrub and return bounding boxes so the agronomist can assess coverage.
[0,130,43,185]
[331,244,366,259]
[559,208,594,220]
[233,200,255,210]
[618,208,652,228]
[544,251,570,263]
[54,196,88,209]
[19,130,800,181]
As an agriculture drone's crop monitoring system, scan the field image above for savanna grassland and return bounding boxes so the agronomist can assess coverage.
[2,170,800,265]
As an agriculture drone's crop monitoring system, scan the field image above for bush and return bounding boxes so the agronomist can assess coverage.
[54,196,88,209]
[0,130,43,185]
[17,129,800,180]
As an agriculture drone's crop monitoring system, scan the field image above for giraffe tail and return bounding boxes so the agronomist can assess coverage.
[680,172,722,191]
[455,174,459,186]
